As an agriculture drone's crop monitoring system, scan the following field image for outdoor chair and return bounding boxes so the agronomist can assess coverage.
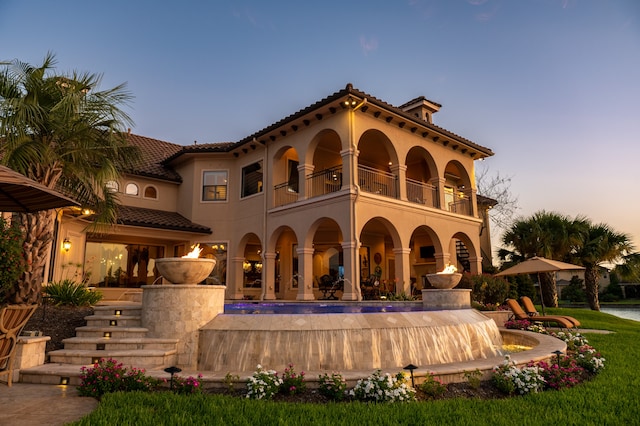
[318,275,342,300]
[0,304,38,386]
[505,299,575,329]
[520,296,581,327]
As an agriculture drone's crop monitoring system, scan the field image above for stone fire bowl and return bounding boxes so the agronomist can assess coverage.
[155,258,216,284]
[425,272,462,289]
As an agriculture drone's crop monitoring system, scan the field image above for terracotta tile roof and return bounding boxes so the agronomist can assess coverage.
[161,142,236,164]
[125,134,183,182]
[116,205,211,234]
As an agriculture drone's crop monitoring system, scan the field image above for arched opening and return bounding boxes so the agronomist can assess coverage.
[357,129,399,198]
[272,146,300,207]
[444,161,472,215]
[359,217,401,299]
[405,146,439,207]
[306,130,343,198]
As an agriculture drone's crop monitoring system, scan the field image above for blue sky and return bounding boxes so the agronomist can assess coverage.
[1,0,639,255]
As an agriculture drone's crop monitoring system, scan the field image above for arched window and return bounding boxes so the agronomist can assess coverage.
[144,186,158,199]
[106,181,119,192]
[125,182,139,196]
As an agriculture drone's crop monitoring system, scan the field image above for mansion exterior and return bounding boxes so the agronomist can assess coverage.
[52,84,496,301]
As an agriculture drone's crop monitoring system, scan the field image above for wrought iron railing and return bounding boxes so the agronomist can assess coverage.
[306,165,343,198]
[357,165,397,198]
[406,178,439,208]
[273,182,298,207]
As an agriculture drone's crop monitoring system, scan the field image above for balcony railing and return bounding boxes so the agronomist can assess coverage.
[273,182,298,207]
[448,195,471,215]
[406,178,439,208]
[306,165,343,198]
[358,165,397,198]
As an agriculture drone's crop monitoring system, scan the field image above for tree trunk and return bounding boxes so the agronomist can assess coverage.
[540,272,558,308]
[584,266,601,311]
[8,211,55,305]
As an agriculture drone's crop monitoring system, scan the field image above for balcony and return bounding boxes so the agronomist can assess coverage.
[273,182,298,207]
[358,165,397,198]
[406,178,439,208]
[306,165,342,198]
[447,195,471,215]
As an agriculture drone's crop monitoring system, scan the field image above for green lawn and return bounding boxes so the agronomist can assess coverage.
[72,309,639,426]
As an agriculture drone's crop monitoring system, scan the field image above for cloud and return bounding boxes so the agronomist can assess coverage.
[360,36,379,55]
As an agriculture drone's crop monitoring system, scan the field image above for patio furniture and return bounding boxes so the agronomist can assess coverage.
[520,296,581,327]
[0,304,38,386]
[505,299,575,329]
[361,277,380,300]
[318,275,342,300]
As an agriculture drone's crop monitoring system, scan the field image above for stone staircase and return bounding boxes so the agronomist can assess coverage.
[20,304,179,386]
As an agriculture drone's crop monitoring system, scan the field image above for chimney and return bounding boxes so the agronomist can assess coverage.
[399,97,442,124]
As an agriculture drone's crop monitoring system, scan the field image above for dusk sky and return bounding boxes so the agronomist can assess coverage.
[2,0,639,257]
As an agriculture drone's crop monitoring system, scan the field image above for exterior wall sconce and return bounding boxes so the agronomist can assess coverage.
[62,238,71,252]
[243,260,252,272]
[255,262,263,273]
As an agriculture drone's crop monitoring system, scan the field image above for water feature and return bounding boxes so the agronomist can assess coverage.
[198,306,504,373]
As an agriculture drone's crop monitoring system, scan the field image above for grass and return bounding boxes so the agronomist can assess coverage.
[71,309,640,425]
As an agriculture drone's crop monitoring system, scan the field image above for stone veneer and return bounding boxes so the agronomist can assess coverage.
[10,336,50,383]
[422,288,472,310]
[141,285,225,369]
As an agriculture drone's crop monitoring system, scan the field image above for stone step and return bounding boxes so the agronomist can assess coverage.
[47,348,177,367]
[93,305,142,317]
[85,315,142,328]
[61,336,178,351]
[74,326,148,339]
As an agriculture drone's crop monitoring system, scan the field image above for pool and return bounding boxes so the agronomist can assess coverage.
[224,302,425,314]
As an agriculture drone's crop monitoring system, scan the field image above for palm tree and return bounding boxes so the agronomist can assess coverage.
[0,52,140,304]
[499,211,583,307]
[572,222,633,311]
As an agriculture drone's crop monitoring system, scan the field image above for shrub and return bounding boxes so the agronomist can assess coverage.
[573,345,606,373]
[417,372,446,398]
[0,216,25,301]
[504,319,531,330]
[44,279,103,306]
[463,369,483,390]
[318,372,347,401]
[560,276,586,303]
[77,358,161,398]
[551,331,589,351]
[491,355,546,395]
[280,363,306,395]
[246,365,283,400]
[535,358,584,390]
[169,374,204,395]
[469,274,511,306]
[223,372,240,392]
[350,370,416,402]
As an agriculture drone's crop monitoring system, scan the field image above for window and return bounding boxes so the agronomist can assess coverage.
[125,183,139,196]
[106,181,119,192]
[287,159,299,192]
[143,186,157,199]
[203,171,228,201]
[241,161,263,198]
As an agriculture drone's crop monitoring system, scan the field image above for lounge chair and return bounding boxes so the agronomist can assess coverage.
[0,304,38,387]
[505,299,575,329]
[520,296,581,327]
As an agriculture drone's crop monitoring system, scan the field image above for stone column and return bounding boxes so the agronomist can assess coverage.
[298,164,314,200]
[392,247,412,295]
[141,285,226,369]
[296,247,315,300]
[341,240,361,300]
[390,164,407,201]
[263,252,277,300]
[228,256,246,299]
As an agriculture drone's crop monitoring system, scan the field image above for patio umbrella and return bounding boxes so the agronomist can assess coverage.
[0,165,79,212]
[495,256,585,314]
